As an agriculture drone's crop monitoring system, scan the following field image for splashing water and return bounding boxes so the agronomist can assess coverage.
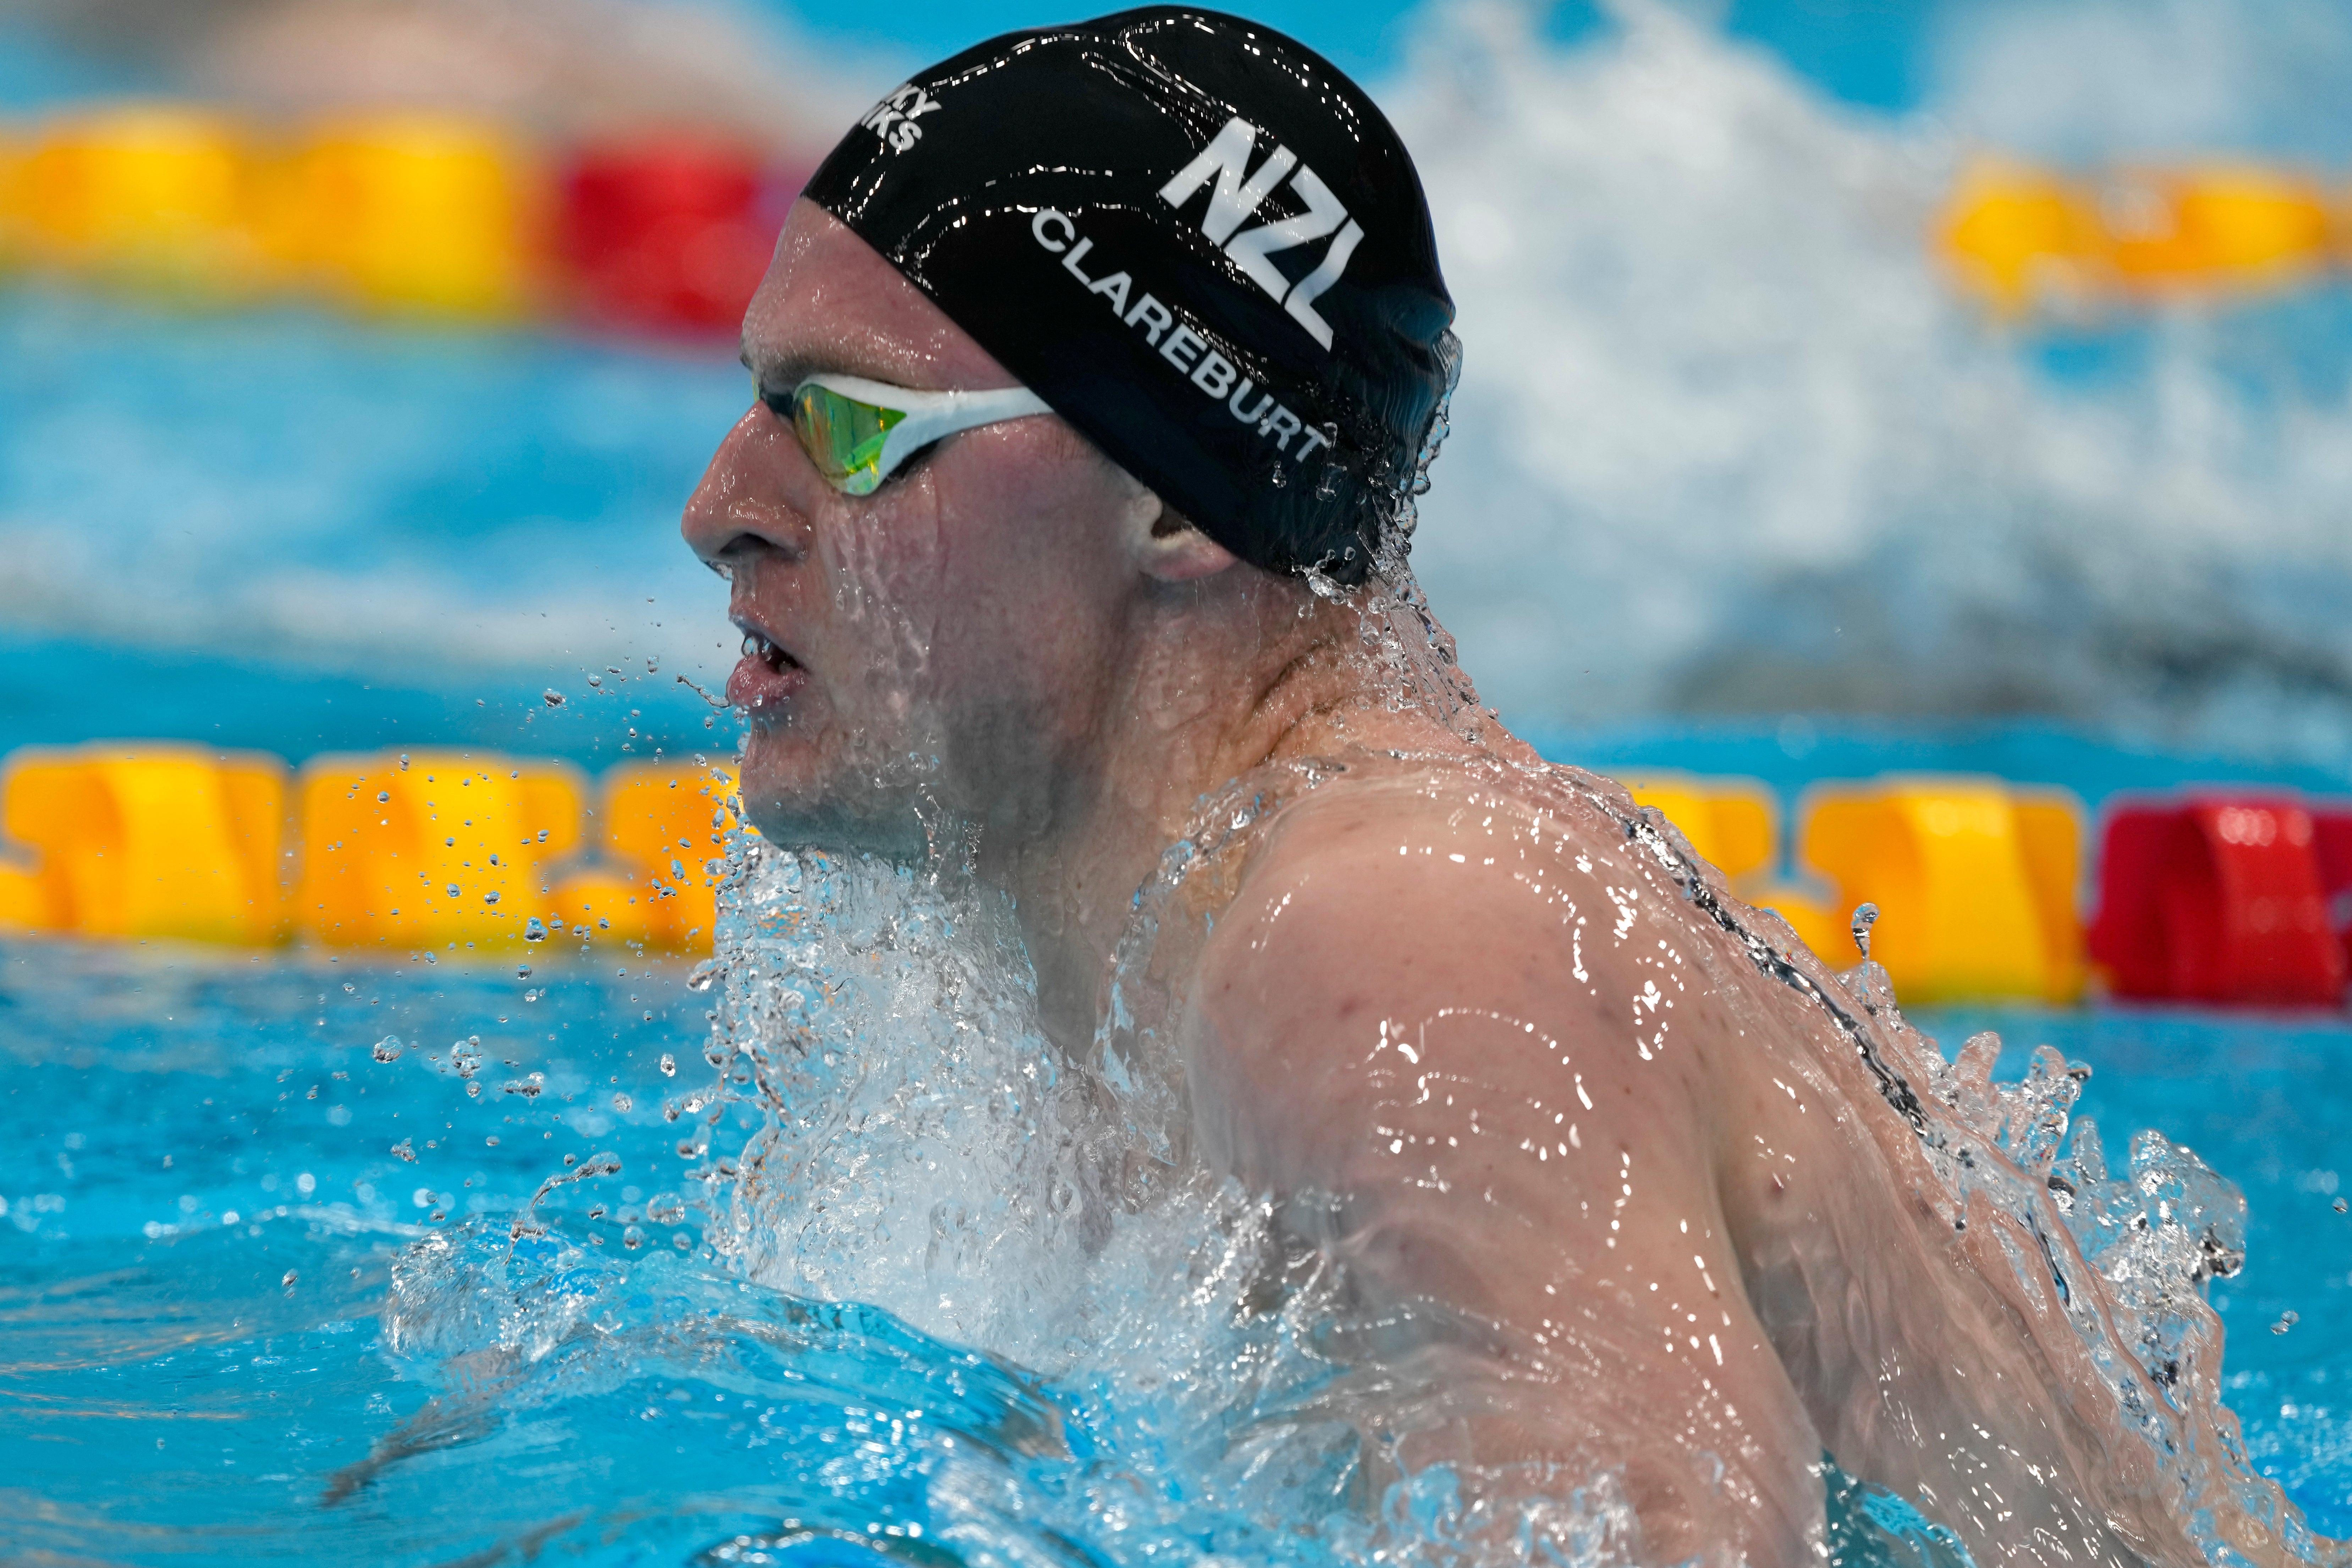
[1392,0,2352,757]
[591,723,2330,1566]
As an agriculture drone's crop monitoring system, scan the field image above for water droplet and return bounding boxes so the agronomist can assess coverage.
[587,674,603,688]
[1850,902,1880,960]
[372,1034,404,1062]
[376,791,390,803]
[543,689,565,707]
[523,918,547,942]
[484,890,500,905]
[446,884,461,898]
[281,1270,298,1289]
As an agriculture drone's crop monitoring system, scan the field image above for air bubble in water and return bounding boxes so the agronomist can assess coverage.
[375,790,390,803]
[515,964,532,979]
[390,1138,415,1162]
[281,1270,298,1289]
[588,674,603,688]
[372,1034,404,1062]
[613,1092,633,1112]
[524,918,547,942]
[621,1225,643,1250]
[542,689,565,707]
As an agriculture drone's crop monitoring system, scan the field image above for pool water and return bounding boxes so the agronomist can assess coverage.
[4,904,2348,1565]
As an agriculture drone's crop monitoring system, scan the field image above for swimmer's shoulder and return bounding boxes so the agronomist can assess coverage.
[1194,753,1646,1021]
[1237,749,1641,887]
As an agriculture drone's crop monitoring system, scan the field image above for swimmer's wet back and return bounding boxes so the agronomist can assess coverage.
[802,6,1459,583]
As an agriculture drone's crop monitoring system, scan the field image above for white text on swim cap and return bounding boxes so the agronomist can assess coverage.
[861,84,944,153]
[1032,209,1334,462]
[1156,116,1364,352]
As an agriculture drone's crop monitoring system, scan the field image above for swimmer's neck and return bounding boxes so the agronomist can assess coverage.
[990,581,1479,1056]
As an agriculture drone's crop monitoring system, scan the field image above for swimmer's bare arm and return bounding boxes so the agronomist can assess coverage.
[1180,792,1823,1565]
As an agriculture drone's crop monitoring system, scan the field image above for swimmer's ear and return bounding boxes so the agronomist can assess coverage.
[1123,488,1238,582]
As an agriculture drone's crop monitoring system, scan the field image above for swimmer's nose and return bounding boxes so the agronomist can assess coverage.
[682,402,813,572]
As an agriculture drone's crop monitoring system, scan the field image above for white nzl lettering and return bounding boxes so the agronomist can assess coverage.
[863,83,945,153]
[1156,116,1364,351]
[1032,209,1332,462]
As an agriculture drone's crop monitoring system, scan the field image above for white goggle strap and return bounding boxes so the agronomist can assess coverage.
[801,373,1054,488]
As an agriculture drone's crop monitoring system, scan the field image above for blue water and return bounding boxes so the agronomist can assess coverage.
[4,930,2347,1563]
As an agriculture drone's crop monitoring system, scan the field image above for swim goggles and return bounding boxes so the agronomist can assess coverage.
[765,373,1053,496]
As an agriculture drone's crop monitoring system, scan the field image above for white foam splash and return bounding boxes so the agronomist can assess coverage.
[1391,0,2352,755]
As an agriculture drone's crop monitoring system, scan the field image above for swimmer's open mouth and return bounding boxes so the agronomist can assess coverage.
[743,632,800,673]
[727,624,809,714]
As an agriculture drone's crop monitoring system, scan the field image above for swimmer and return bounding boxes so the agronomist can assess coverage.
[682,12,2302,1564]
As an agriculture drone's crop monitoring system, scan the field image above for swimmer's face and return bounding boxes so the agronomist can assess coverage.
[683,200,1166,855]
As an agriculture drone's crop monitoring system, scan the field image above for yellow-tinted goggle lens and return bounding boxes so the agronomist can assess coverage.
[791,382,906,496]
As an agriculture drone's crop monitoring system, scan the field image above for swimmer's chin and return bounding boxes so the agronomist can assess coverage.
[739,789,938,864]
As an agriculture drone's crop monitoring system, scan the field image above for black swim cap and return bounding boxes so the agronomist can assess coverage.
[802,6,1456,584]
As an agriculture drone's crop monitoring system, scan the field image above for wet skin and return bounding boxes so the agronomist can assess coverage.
[684,202,2275,1567]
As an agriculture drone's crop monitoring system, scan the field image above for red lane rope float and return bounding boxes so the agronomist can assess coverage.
[556,138,804,336]
[2089,797,2352,1007]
